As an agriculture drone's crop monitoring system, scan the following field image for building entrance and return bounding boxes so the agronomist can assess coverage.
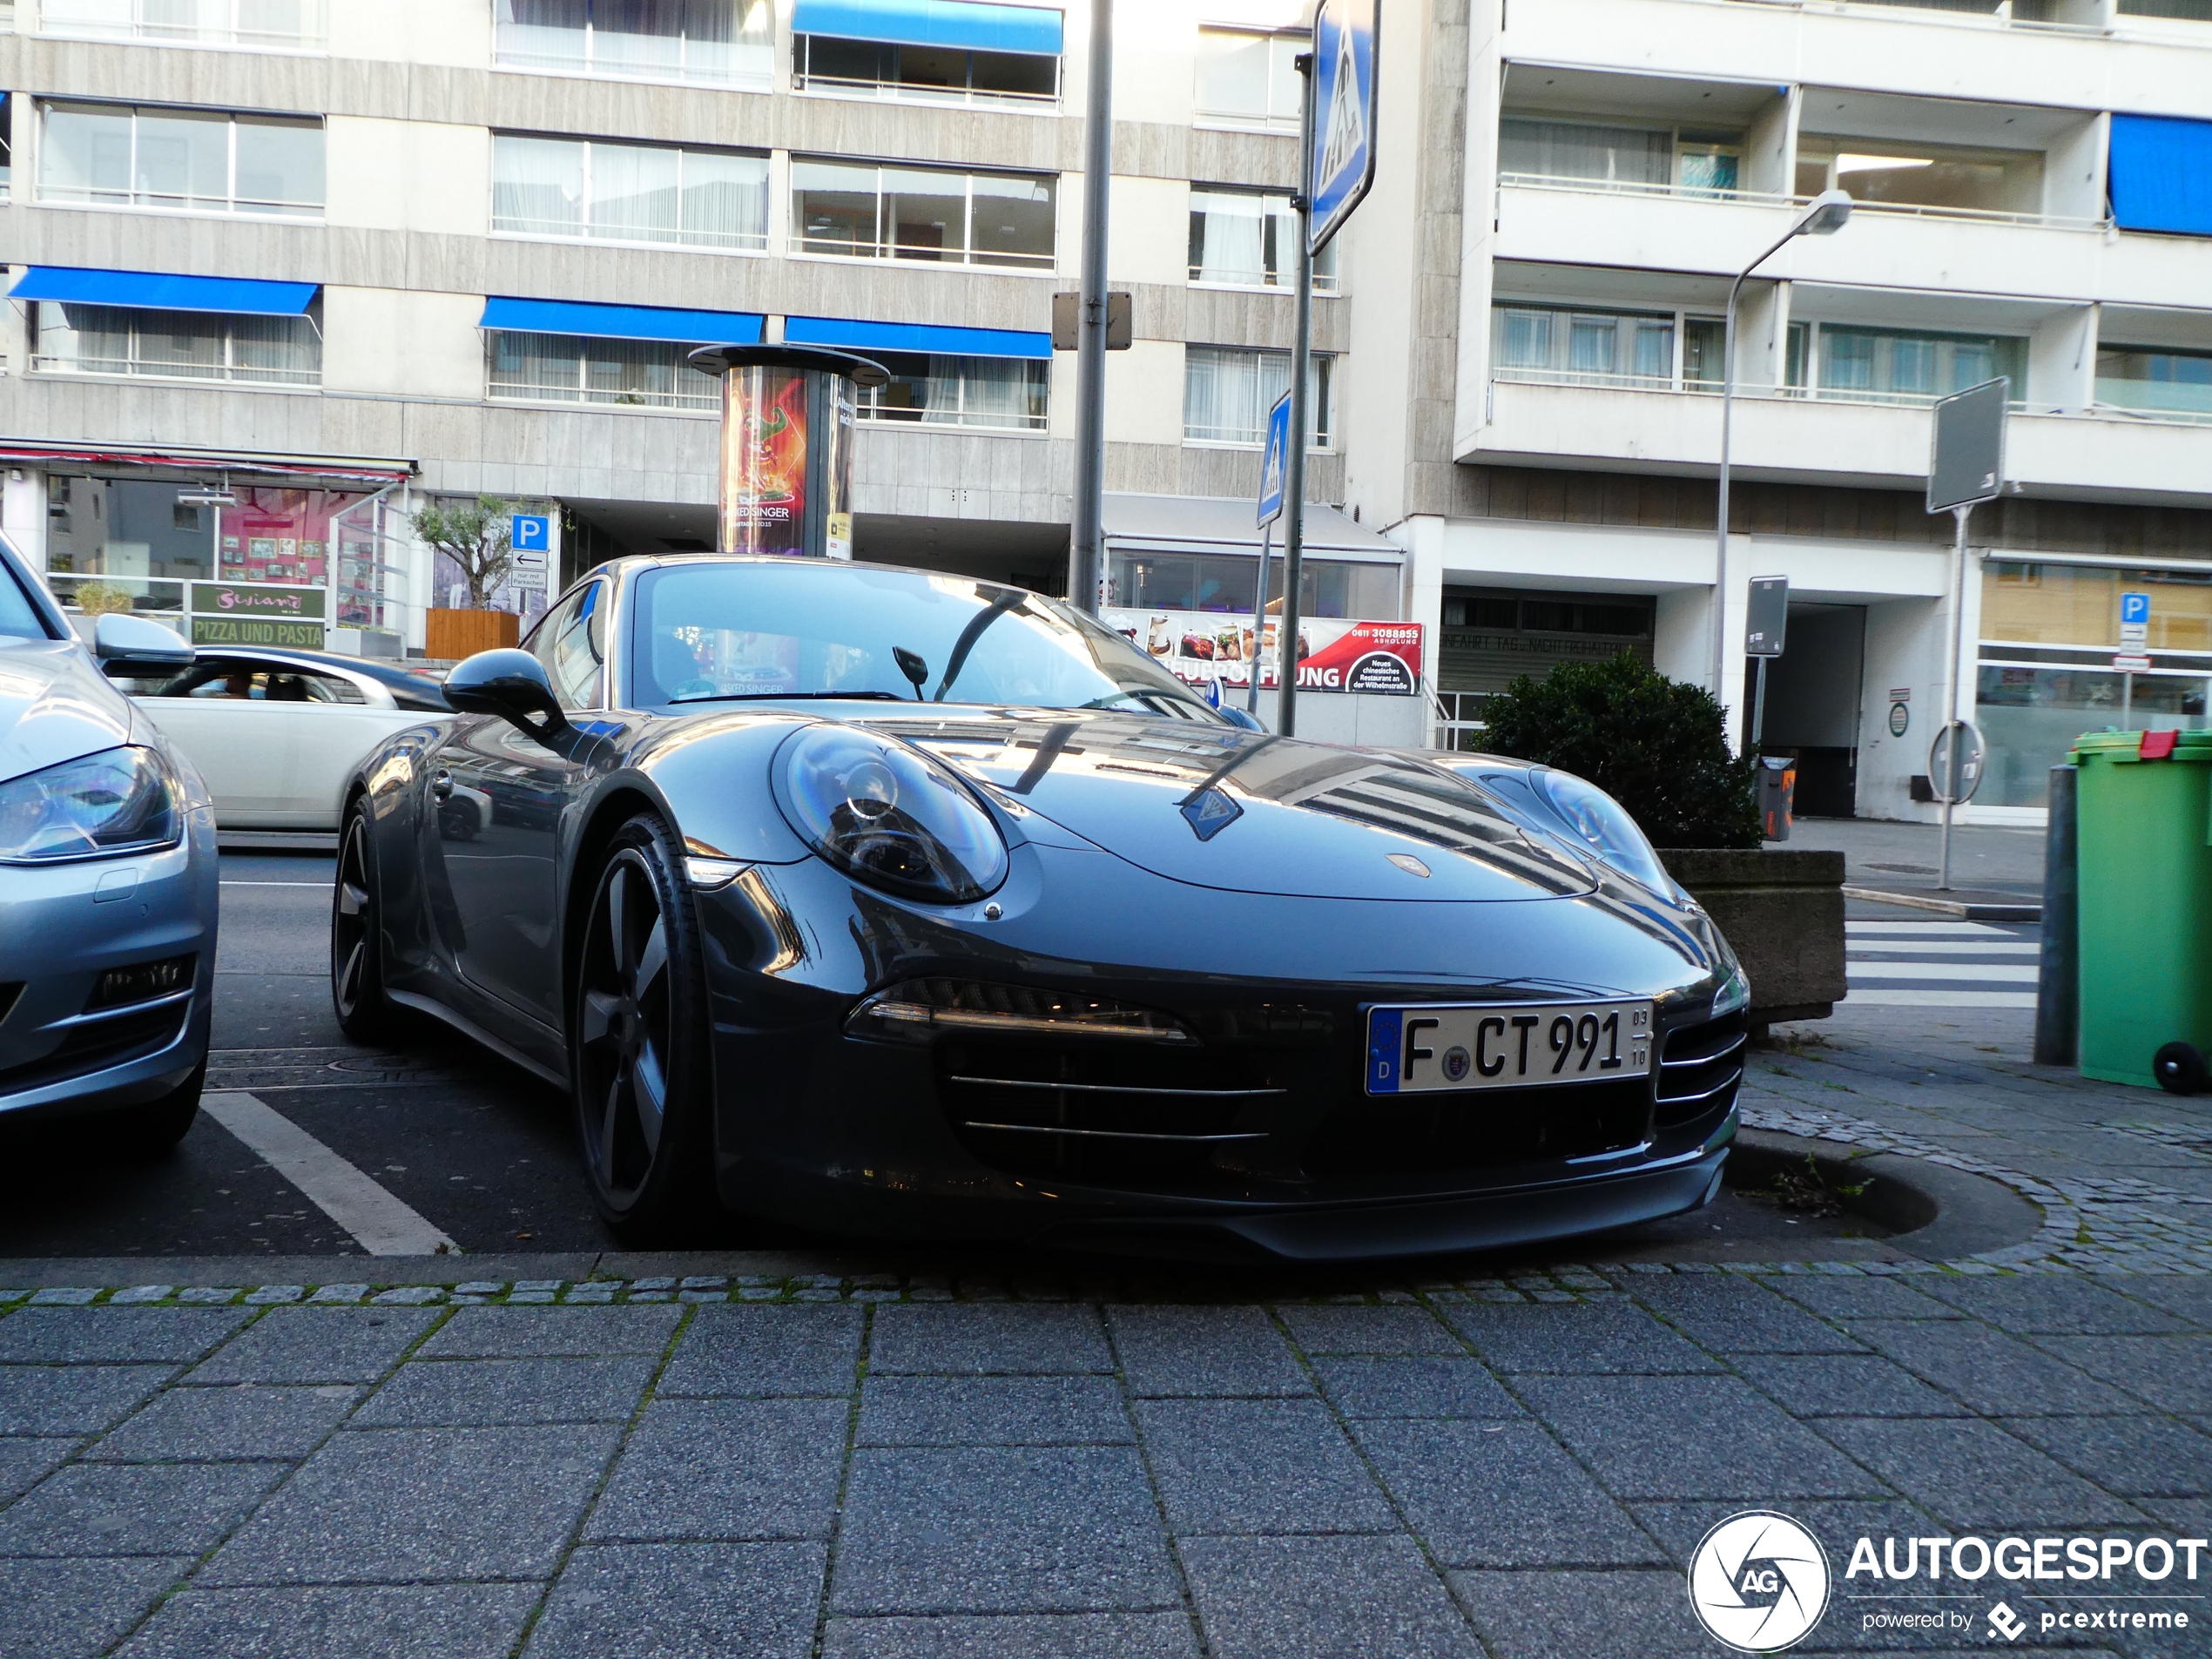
[1754,603,1866,818]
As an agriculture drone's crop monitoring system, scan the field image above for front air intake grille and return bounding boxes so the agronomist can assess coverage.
[1654,1009,1747,1128]
[1299,1075,1652,1179]
[939,1035,1283,1189]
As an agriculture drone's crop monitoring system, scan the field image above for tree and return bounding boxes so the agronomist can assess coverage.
[1477,651,1763,849]
[411,496,515,610]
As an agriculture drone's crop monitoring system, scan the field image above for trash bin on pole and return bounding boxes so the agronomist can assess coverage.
[2071,728,2212,1092]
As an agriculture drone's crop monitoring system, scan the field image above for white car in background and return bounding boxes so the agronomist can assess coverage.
[123,649,450,830]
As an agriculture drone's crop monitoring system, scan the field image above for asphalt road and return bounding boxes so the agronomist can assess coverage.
[0,851,1910,1266]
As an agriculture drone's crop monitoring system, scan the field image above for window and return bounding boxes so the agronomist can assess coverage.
[2097,345,2212,417]
[1195,28,1305,129]
[529,580,607,708]
[1499,117,1741,196]
[794,35,1057,105]
[1492,304,1676,387]
[1184,347,1332,448]
[1188,187,1337,292]
[41,475,215,617]
[487,330,723,411]
[1812,324,2025,403]
[1110,550,1395,619]
[1794,136,2042,217]
[854,352,1048,431]
[0,95,11,188]
[792,158,1055,268]
[492,135,767,249]
[41,102,323,217]
[2118,0,2212,17]
[41,0,327,47]
[1683,316,1726,385]
[36,302,320,385]
[495,0,773,87]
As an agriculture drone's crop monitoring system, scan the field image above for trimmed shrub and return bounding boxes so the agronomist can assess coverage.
[1476,651,1762,849]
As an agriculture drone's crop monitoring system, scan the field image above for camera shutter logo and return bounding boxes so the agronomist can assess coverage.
[1688,1511,1831,1651]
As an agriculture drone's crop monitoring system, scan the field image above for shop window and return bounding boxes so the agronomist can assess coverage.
[792,157,1056,269]
[794,35,1057,106]
[34,301,321,385]
[1183,346,1332,448]
[853,352,1048,432]
[1195,28,1305,131]
[42,475,213,617]
[487,329,723,411]
[1109,550,1396,620]
[1188,186,1337,293]
[1983,560,2212,652]
[41,0,328,48]
[41,101,324,217]
[495,0,772,86]
[2095,344,2212,419]
[1813,324,2025,404]
[492,133,767,250]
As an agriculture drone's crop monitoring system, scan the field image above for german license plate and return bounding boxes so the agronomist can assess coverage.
[1366,1001,1653,1095]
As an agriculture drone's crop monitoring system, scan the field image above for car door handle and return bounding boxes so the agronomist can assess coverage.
[431,771,454,800]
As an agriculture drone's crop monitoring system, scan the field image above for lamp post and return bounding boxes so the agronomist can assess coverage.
[1710,188,1853,708]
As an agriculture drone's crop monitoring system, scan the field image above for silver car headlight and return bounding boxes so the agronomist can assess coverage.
[0,745,183,865]
[1533,769,1676,895]
[774,725,1008,905]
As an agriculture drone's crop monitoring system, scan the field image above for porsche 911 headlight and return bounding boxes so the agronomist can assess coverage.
[1533,770,1675,894]
[776,725,1008,904]
[0,745,182,865]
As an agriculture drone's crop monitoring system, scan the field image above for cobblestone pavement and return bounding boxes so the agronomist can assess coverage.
[1,1003,2209,1658]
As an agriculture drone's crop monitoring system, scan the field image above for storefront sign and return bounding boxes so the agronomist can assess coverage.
[190,583,327,620]
[190,615,327,649]
[1103,609,1422,695]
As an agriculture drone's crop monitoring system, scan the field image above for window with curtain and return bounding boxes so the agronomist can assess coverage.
[1188,186,1338,292]
[1194,29,1305,129]
[487,330,723,410]
[495,0,773,87]
[493,134,767,249]
[2095,345,2212,417]
[1183,347,1333,447]
[852,352,1049,431]
[792,158,1056,268]
[793,35,1058,105]
[1491,304,1675,386]
[35,302,320,384]
[41,0,327,46]
[40,101,323,216]
[1498,118,1673,187]
[1814,325,2025,403]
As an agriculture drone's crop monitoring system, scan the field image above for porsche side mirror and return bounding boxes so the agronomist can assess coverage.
[445,648,569,739]
[92,611,192,670]
[1218,705,1264,732]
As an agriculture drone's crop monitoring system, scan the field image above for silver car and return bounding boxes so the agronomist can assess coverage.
[0,536,219,1151]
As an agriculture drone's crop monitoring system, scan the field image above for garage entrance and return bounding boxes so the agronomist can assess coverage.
[1752,603,1866,818]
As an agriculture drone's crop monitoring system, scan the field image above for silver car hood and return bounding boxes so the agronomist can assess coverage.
[0,637,135,786]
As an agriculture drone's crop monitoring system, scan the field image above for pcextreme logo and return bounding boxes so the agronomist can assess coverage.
[1688,1511,1831,1652]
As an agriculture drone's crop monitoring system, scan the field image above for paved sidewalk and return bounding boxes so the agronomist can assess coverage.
[1,1005,2208,1658]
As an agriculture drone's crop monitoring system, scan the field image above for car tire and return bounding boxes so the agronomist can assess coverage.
[109,1061,206,1159]
[332,800,404,1044]
[572,812,717,1241]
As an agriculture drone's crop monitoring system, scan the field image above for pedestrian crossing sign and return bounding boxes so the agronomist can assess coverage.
[1308,0,1379,256]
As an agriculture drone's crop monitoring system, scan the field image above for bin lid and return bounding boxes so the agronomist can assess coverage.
[2071,728,2212,764]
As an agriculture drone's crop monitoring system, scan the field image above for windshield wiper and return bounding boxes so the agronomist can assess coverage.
[667,690,909,705]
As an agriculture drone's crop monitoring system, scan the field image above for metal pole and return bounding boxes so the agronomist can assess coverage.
[2033,763,2079,1068]
[1065,0,1113,614]
[1712,275,1743,703]
[1938,502,1970,891]
[1750,655,1769,752]
[1274,49,1317,738]
[1247,518,1272,716]
[2121,671,2133,731]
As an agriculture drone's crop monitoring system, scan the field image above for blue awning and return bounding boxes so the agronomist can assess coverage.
[8,266,318,316]
[478,296,765,345]
[792,0,1062,56]
[786,315,1053,361]
[2109,114,2212,237]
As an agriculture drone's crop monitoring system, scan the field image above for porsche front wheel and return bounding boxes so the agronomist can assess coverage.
[574,813,714,1238]
[332,803,402,1044]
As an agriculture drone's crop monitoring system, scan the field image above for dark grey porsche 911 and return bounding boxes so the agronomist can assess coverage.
[332,555,1748,1257]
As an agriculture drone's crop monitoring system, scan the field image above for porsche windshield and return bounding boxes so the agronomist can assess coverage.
[632,561,1219,718]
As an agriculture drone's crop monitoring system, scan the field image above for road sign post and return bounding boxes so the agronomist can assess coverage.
[1250,392,1292,715]
[1277,0,1377,739]
[1927,376,2008,891]
[1743,575,1787,752]
[2117,591,2151,728]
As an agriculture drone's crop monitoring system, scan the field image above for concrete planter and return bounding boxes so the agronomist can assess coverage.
[1661,847,1847,1035]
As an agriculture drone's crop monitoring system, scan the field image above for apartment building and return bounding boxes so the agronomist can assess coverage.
[1338,0,2212,822]
[0,0,1406,668]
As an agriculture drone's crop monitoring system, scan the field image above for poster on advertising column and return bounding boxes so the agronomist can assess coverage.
[1101,608,1423,696]
[718,368,810,555]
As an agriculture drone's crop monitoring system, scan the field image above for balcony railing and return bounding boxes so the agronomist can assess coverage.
[1491,368,2212,429]
[1722,0,2109,33]
[1497,172,2107,233]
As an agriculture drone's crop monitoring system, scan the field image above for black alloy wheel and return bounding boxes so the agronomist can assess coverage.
[574,814,713,1237]
[332,803,401,1042]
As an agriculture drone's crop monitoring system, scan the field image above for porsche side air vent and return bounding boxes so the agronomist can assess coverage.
[1300,1076,1650,1179]
[1653,1008,1747,1129]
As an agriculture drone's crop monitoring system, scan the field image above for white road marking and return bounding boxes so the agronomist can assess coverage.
[220,881,330,887]
[1847,941,2041,956]
[1845,921,2012,936]
[1845,989,2039,1008]
[199,1090,458,1257]
[1846,961,2040,983]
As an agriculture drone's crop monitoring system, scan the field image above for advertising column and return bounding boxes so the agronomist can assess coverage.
[693,347,877,560]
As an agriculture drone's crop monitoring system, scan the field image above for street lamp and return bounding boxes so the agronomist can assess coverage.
[1710,188,1853,708]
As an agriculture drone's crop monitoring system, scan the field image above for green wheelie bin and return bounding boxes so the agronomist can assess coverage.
[2072,728,2212,1092]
